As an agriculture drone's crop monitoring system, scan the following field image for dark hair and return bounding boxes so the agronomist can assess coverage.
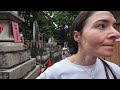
[69,11,97,54]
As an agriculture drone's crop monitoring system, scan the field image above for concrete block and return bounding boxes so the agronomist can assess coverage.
[0,58,36,79]
[42,53,50,61]
[0,11,25,23]
[0,42,26,52]
[53,51,61,58]
[23,65,40,79]
[0,50,31,68]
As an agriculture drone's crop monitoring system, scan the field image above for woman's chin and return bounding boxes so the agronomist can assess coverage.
[104,54,113,57]
[98,51,113,58]
[101,53,113,57]
[99,49,114,57]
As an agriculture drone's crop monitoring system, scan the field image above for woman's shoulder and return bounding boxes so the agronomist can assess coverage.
[49,58,70,70]
[104,60,120,75]
[36,58,70,79]
[97,58,120,70]
[105,60,120,68]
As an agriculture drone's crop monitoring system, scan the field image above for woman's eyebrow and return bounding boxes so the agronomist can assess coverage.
[94,19,117,25]
[95,20,109,23]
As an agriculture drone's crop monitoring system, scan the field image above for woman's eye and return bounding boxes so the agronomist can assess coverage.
[96,24,105,29]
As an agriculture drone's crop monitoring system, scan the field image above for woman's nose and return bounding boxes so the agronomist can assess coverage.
[108,27,120,40]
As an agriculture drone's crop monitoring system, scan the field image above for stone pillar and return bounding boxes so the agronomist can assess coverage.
[0,11,40,79]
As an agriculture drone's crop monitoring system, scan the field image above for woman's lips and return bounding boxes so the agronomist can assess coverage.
[102,44,114,46]
[102,44,115,48]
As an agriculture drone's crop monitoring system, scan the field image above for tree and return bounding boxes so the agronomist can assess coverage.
[18,11,79,45]
[18,11,38,40]
[36,11,55,41]
[51,11,79,45]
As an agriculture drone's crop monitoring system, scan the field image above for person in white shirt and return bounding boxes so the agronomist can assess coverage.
[62,48,70,59]
[36,11,120,79]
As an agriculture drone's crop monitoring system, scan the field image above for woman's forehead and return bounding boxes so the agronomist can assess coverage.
[87,11,116,23]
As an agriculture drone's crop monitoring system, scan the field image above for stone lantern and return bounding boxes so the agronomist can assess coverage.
[0,11,40,79]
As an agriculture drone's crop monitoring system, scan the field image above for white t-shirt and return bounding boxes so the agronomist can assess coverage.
[36,58,120,79]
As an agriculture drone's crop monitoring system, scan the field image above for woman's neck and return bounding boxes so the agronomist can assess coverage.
[68,51,97,66]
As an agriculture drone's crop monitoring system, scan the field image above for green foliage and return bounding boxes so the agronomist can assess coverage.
[19,11,79,45]
[36,11,55,40]
[53,11,75,28]
[51,11,79,45]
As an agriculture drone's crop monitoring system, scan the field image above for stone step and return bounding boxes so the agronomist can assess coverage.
[23,65,40,79]
[0,50,31,68]
[0,58,36,79]
[0,42,26,52]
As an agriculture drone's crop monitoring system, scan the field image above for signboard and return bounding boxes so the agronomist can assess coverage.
[0,24,3,33]
[11,21,21,42]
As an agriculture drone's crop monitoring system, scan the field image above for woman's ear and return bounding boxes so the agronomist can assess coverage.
[73,31,81,43]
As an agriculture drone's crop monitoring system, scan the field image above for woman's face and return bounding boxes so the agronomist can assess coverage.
[79,11,120,57]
